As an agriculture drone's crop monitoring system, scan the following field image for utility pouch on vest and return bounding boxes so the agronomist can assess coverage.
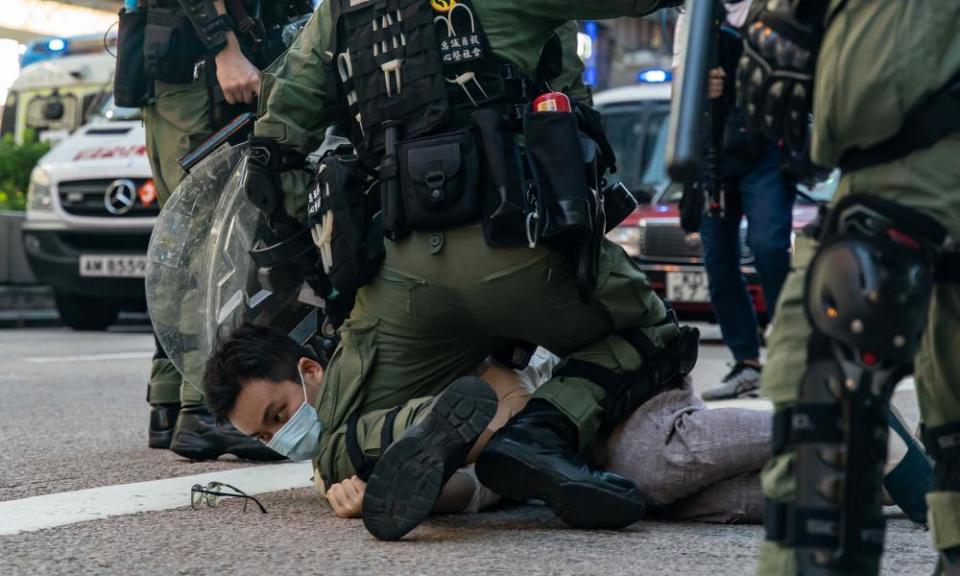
[398,130,480,230]
[144,9,201,84]
[338,0,451,155]
[309,148,384,328]
[114,8,151,107]
[472,107,528,246]
[602,181,638,233]
[523,105,592,248]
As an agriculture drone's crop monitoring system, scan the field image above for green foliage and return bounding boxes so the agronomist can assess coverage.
[0,132,50,211]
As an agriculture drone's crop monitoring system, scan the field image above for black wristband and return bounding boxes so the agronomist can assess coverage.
[198,14,232,55]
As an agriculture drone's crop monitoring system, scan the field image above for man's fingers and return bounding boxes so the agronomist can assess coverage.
[343,478,362,498]
[222,88,239,105]
[327,484,345,509]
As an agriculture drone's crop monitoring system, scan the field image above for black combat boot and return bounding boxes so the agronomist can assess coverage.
[170,407,287,461]
[148,403,180,449]
[362,376,497,541]
[476,399,648,530]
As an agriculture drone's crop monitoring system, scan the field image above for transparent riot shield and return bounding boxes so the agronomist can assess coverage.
[146,143,325,388]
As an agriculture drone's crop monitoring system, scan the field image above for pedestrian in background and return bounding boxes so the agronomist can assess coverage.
[673,0,794,400]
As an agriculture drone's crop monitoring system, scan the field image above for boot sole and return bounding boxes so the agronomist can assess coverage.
[362,377,497,541]
[476,443,646,530]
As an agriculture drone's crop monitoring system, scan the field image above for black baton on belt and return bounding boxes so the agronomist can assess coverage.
[666,0,717,184]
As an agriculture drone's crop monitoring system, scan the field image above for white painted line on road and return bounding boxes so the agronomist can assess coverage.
[0,461,314,536]
[24,352,154,363]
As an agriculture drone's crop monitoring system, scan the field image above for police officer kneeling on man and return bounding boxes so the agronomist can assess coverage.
[114,0,313,459]
[205,0,696,540]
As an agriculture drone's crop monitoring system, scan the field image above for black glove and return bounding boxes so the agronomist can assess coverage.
[243,136,284,220]
[736,0,825,154]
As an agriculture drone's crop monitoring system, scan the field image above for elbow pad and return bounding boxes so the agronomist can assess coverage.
[176,0,230,55]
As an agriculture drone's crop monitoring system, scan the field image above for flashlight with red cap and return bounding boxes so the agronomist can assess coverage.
[532,92,572,113]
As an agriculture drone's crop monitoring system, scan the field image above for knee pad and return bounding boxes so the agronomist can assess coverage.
[806,194,948,366]
[766,195,951,574]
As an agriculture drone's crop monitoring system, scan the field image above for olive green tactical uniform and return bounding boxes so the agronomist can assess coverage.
[144,77,213,408]
[256,0,678,486]
[756,1,960,573]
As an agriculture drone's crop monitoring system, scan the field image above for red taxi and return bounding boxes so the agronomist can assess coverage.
[596,82,835,322]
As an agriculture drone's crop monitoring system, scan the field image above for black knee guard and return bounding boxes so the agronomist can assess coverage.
[924,421,960,494]
[766,195,949,575]
[555,307,700,434]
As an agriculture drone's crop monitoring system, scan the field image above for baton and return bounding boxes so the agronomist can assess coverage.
[178,112,256,173]
[666,0,717,184]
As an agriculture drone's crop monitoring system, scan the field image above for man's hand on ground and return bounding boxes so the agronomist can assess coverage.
[214,33,261,105]
[327,476,366,518]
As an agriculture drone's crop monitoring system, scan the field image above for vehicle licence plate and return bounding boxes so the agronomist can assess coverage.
[666,271,710,303]
[79,255,148,278]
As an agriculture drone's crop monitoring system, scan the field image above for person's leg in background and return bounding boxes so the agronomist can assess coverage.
[698,188,763,400]
[141,79,206,449]
[738,145,793,329]
[143,78,278,461]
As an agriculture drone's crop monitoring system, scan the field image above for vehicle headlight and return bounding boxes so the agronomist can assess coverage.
[26,167,53,212]
[606,226,641,258]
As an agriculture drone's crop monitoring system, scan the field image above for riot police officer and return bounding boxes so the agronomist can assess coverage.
[207,0,693,540]
[135,0,312,459]
[734,1,960,574]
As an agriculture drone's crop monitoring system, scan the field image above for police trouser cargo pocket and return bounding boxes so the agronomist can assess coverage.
[399,130,480,230]
[114,8,151,107]
[144,10,200,84]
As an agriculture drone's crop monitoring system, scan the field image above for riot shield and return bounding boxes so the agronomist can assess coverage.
[146,143,325,389]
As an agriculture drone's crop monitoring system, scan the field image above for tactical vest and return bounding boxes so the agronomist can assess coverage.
[327,0,529,156]
[316,0,629,289]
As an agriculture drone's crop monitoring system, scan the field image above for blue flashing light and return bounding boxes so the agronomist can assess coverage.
[582,20,598,87]
[637,68,672,84]
[47,38,67,52]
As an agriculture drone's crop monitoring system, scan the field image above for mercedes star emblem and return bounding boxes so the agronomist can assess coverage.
[104,179,137,215]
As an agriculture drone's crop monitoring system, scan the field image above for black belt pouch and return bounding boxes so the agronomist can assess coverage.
[144,10,200,84]
[398,130,480,230]
[114,9,151,107]
[523,105,592,248]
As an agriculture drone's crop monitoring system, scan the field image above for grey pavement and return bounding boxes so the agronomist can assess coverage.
[0,326,937,575]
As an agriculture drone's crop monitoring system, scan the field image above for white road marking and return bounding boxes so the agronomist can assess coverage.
[24,352,154,363]
[0,462,314,536]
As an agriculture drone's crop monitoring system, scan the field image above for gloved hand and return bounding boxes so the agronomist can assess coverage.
[242,136,284,219]
[736,0,823,154]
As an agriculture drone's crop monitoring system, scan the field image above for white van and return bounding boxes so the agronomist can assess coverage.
[1,52,115,146]
[22,97,156,330]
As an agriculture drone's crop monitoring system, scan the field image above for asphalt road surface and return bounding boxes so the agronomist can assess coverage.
[0,325,936,576]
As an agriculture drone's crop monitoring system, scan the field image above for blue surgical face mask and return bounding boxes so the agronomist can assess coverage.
[266,367,324,461]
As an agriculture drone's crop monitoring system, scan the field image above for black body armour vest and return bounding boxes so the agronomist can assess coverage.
[327,0,526,157]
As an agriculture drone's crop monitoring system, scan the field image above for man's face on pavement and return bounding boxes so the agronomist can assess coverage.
[228,358,324,443]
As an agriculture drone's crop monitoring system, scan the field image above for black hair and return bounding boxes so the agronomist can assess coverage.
[203,324,322,424]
